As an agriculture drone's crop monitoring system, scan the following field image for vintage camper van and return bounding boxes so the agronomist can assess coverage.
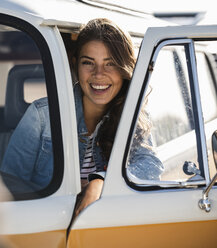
[1,0,217,247]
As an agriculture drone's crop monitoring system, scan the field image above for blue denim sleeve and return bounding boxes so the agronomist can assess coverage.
[1,102,42,181]
[127,127,164,180]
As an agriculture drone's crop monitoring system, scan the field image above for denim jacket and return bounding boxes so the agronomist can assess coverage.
[1,84,163,189]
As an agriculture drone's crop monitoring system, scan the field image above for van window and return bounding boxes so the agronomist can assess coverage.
[24,78,47,103]
[0,21,58,200]
[196,51,217,122]
[195,41,217,178]
[126,43,205,187]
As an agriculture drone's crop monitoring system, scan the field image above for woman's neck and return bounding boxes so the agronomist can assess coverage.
[83,97,106,135]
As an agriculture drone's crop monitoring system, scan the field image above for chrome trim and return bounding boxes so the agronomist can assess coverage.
[40,18,144,37]
[151,39,192,62]
[40,19,82,32]
[198,172,217,212]
[127,169,206,188]
[186,41,210,184]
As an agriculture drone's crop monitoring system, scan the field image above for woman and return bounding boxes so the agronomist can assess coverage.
[1,18,163,216]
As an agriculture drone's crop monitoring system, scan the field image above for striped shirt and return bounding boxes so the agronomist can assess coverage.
[81,134,96,181]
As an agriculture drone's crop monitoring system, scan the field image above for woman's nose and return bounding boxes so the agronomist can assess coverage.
[94,64,104,77]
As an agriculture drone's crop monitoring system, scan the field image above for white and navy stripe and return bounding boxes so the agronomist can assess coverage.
[81,135,96,180]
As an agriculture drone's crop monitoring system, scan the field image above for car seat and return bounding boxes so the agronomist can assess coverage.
[0,64,45,165]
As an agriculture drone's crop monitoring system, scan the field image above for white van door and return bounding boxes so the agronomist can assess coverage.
[0,13,80,248]
[68,25,217,248]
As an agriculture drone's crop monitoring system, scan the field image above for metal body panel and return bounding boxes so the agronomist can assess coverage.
[0,0,217,246]
[103,25,217,197]
[1,230,66,248]
[0,0,169,36]
[0,0,80,239]
[69,24,217,245]
[68,220,217,248]
[1,196,75,234]
[72,188,217,230]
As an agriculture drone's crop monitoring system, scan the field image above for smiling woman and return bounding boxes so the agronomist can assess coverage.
[71,18,138,216]
[0,18,163,218]
[73,18,136,162]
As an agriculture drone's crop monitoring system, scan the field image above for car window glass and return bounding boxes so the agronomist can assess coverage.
[126,44,205,187]
[196,52,217,122]
[0,24,54,199]
[24,78,47,103]
[195,41,217,178]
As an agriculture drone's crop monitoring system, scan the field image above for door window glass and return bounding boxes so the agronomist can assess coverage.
[195,41,217,178]
[126,43,205,187]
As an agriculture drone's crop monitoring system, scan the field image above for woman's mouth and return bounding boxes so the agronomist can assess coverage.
[90,83,111,92]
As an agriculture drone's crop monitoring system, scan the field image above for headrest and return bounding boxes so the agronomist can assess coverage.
[4,64,45,129]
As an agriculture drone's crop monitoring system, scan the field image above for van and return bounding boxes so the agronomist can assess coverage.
[0,0,217,247]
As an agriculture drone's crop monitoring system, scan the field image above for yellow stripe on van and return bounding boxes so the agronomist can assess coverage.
[68,220,217,248]
[0,230,66,248]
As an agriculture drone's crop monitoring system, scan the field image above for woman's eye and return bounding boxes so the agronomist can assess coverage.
[104,62,117,71]
[82,60,93,65]
[106,62,115,67]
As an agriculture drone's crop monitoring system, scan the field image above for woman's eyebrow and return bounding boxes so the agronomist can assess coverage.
[80,56,112,61]
[104,57,112,61]
[80,55,94,60]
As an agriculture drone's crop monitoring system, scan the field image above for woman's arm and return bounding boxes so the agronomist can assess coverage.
[127,127,164,180]
[74,178,104,217]
[1,102,42,181]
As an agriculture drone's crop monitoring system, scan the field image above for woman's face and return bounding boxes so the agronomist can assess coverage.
[78,40,123,109]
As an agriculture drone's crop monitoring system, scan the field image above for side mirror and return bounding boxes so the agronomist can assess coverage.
[212,130,217,168]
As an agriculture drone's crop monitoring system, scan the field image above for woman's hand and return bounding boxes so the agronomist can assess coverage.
[75,178,104,217]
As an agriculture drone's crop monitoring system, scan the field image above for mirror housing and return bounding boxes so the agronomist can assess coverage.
[212,130,217,169]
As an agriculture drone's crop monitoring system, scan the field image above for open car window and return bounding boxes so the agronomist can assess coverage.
[0,17,62,200]
[125,39,217,189]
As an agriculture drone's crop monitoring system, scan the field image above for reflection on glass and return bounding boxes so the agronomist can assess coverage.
[127,45,204,186]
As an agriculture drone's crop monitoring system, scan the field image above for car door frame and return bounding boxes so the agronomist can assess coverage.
[68,25,217,248]
[0,11,80,248]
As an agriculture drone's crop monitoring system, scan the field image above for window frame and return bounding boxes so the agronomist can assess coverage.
[0,13,64,200]
[122,38,210,191]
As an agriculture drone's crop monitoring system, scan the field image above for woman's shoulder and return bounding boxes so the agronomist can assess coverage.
[32,97,48,109]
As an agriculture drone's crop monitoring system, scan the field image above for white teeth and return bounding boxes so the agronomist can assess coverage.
[91,84,110,90]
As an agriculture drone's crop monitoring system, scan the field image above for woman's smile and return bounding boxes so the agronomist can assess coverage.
[89,83,111,93]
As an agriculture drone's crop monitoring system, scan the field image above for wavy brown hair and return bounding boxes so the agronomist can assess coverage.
[74,18,136,161]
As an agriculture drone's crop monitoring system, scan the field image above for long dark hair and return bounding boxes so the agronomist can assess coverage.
[74,18,136,161]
